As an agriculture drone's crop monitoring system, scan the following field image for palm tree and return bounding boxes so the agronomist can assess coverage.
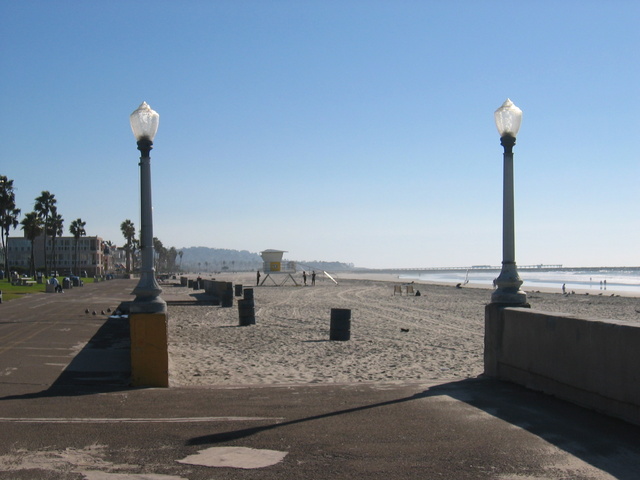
[168,246,178,272]
[69,218,86,275]
[20,212,43,277]
[0,176,21,274]
[153,237,165,272]
[47,209,64,276]
[34,191,57,276]
[120,219,135,273]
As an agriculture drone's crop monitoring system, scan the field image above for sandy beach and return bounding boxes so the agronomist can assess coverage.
[166,272,640,387]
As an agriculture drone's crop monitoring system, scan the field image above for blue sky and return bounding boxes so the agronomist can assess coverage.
[1,0,638,268]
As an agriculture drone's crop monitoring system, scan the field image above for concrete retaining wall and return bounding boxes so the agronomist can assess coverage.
[485,305,640,426]
[202,280,233,306]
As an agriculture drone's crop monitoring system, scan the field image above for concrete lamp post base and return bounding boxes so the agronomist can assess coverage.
[491,262,529,307]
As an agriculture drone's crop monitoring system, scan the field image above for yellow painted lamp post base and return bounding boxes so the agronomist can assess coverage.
[130,312,169,387]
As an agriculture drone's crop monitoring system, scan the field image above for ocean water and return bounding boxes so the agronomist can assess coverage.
[400,269,640,294]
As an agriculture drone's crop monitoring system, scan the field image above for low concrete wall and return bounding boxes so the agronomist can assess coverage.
[202,280,234,307]
[485,305,640,426]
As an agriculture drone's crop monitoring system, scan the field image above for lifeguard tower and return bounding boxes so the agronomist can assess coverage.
[259,249,298,286]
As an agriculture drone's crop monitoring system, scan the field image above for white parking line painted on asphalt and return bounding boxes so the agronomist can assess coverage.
[0,416,283,423]
[82,472,188,480]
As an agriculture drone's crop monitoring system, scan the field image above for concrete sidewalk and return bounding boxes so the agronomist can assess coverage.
[1,279,640,479]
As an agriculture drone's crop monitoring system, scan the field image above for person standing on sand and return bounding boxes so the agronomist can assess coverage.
[562,283,566,294]
[311,271,316,286]
[303,271,307,285]
[256,271,261,286]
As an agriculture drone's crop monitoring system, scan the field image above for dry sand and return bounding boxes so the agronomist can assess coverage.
[166,272,640,387]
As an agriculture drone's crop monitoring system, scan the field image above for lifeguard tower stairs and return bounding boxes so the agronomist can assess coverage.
[260,249,298,286]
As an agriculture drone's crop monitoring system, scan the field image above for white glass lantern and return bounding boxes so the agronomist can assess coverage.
[494,98,522,138]
[130,102,159,141]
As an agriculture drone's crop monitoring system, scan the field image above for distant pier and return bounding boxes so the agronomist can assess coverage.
[353,265,640,274]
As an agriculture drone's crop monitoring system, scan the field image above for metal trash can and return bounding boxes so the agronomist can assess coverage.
[330,308,351,341]
[238,299,256,326]
[243,288,254,302]
[221,282,234,308]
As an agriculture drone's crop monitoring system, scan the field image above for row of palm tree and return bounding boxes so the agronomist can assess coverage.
[1,176,87,277]
[0,176,21,274]
[17,209,86,278]
[2,175,181,278]
[120,219,180,274]
[153,236,180,273]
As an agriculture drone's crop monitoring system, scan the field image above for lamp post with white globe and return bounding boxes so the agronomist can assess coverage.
[491,99,528,306]
[129,102,166,313]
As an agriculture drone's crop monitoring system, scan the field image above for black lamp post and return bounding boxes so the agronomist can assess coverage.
[129,102,165,313]
[491,99,527,306]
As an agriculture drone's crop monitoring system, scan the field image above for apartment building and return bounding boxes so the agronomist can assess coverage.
[7,234,107,276]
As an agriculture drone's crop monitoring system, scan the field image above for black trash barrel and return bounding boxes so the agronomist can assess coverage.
[234,284,243,296]
[221,282,234,308]
[243,288,254,302]
[330,308,351,341]
[238,298,256,326]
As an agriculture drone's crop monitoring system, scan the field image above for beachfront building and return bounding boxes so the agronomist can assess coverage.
[106,245,128,274]
[7,234,107,277]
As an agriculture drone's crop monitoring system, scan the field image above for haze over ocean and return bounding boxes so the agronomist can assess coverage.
[400,267,640,294]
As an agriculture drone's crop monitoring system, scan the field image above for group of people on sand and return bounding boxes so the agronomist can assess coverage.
[302,270,316,286]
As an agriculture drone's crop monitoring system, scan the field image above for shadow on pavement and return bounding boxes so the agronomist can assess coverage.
[1,314,132,400]
[187,377,640,480]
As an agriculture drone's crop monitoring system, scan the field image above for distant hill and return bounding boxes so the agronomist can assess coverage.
[178,247,262,272]
[177,247,354,272]
[296,260,355,272]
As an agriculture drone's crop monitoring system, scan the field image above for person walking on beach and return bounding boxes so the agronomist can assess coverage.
[256,270,261,286]
[303,271,307,285]
[562,283,566,294]
[311,271,316,286]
